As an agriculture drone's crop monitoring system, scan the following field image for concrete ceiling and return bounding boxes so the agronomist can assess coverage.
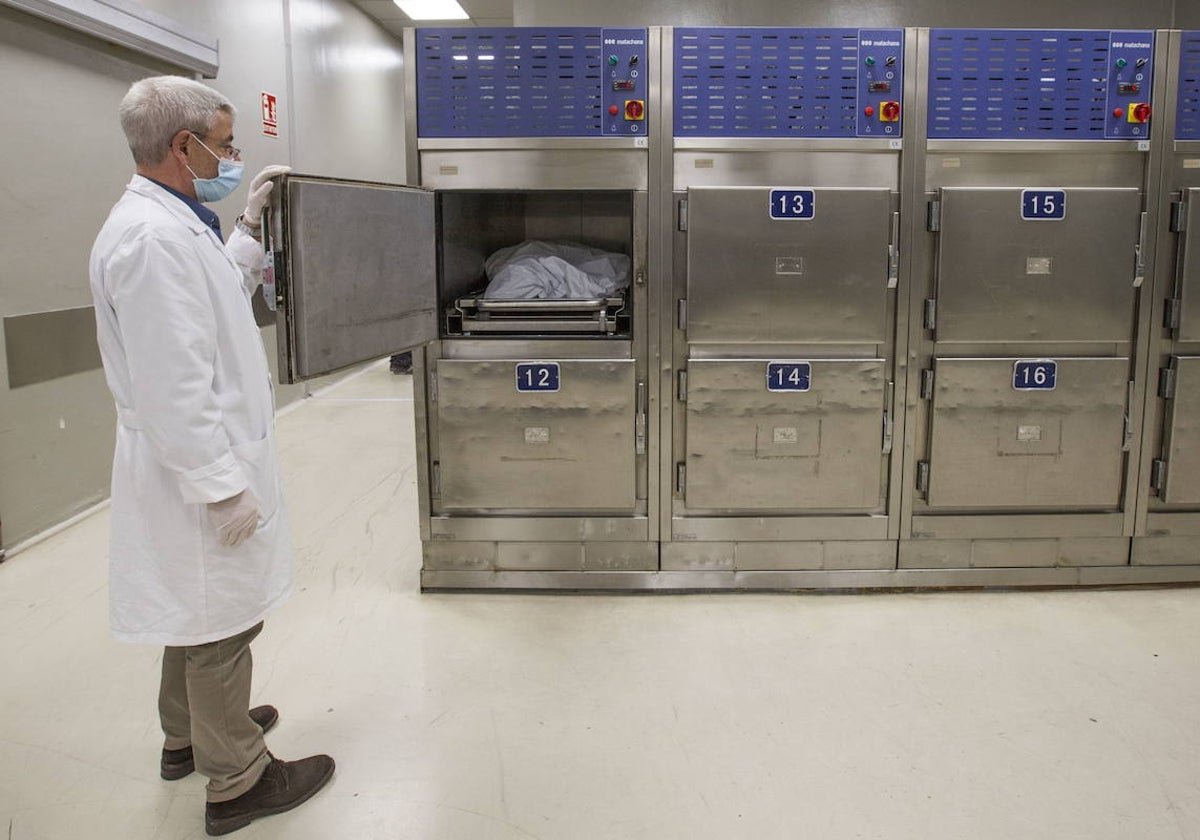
[353,0,514,37]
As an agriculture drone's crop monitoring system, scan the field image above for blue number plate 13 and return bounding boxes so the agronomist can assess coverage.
[1021,189,1066,220]
[1013,360,1057,391]
[516,362,560,392]
[767,361,812,392]
[769,189,815,220]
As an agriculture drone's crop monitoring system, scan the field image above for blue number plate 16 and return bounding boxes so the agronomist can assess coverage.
[767,361,812,392]
[1013,360,1057,391]
[769,189,815,220]
[1021,189,1066,220]
[516,362,560,392]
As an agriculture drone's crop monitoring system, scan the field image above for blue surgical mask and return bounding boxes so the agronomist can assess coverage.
[186,132,244,203]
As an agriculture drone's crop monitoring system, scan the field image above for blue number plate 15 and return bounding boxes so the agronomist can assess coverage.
[767,361,812,392]
[516,362,560,392]
[769,189,815,220]
[1013,360,1057,391]
[1021,189,1066,220]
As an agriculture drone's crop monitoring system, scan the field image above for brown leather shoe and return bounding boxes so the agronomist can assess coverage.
[204,753,335,836]
[160,705,279,780]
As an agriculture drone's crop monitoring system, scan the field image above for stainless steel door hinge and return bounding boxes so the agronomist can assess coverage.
[916,460,930,494]
[678,198,689,232]
[926,199,942,232]
[923,299,937,331]
[1166,298,1182,330]
[635,381,647,455]
[677,299,688,331]
[1160,366,1177,400]
[887,211,901,288]
[1170,201,1187,234]
[1134,211,1148,287]
[882,380,895,454]
[677,370,688,402]
[1122,381,1135,452]
[1151,458,1167,495]
[676,462,686,495]
[920,368,935,400]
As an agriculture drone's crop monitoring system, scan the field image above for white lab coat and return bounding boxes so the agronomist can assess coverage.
[89,176,292,646]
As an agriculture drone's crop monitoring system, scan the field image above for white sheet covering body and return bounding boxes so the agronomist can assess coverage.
[482,241,631,299]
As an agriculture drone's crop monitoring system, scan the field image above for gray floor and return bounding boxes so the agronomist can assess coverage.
[3,361,1200,839]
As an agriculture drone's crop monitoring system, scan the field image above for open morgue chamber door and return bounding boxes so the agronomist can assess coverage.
[265,174,438,383]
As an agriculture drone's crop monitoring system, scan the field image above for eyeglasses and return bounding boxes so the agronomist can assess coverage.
[186,131,241,160]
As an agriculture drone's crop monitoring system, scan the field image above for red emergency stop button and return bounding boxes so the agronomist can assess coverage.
[1127,103,1151,124]
[864,105,875,117]
[609,105,619,116]
[624,100,645,121]
[1113,108,1124,119]
[880,101,901,122]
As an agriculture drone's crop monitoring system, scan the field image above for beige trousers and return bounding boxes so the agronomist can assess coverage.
[159,621,272,802]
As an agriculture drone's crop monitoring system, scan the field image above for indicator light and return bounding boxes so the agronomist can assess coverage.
[864,105,875,117]
[609,105,619,116]
[865,56,876,66]
[1127,102,1151,123]
[612,80,635,91]
[1116,58,1127,69]
[624,99,645,120]
[1113,107,1124,118]
[1118,83,1140,94]
[880,101,901,122]
[608,54,619,64]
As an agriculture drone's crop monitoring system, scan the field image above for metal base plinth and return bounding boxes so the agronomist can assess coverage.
[422,565,1200,593]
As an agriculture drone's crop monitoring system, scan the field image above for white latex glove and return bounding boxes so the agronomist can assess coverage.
[243,165,292,223]
[207,489,261,548]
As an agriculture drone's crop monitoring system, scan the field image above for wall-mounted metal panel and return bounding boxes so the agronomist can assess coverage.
[928,29,1155,140]
[1177,32,1200,141]
[686,186,894,343]
[684,359,887,511]
[415,27,650,138]
[934,187,1141,344]
[3,307,102,389]
[926,357,1128,508]
[673,27,905,139]
[0,0,218,76]
[435,358,637,510]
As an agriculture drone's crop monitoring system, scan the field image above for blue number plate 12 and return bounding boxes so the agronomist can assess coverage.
[1013,360,1057,391]
[767,361,812,392]
[769,189,815,220]
[1021,189,1066,220]
[516,362,560,392]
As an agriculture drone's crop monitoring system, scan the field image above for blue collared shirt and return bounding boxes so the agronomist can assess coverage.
[141,175,223,241]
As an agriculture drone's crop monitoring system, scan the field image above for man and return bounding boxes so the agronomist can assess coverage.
[89,75,334,836]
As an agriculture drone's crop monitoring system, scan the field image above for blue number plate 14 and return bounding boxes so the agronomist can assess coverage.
[1021,189,1066,220]
[767,361,812,392]
[1013,360,1057,391]
[769,189,815,220]
[516,362,560,392]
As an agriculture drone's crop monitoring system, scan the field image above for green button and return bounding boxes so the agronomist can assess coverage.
[865,56,876,66]
[1116,58,1127,68]
[609,54,619,64]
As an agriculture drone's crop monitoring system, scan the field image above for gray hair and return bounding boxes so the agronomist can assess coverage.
[118,76,236,167]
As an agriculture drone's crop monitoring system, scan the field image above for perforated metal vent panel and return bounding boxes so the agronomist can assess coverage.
[928,29,1155,140]
[674,28,905,138]
[1179,32,1200,141]
[416,27,649,138]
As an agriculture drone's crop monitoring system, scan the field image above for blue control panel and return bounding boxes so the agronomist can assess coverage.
[928,29,1154,140]
[674,28,905,138]
[1178,32,1200,141]
[416,28,649,138]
